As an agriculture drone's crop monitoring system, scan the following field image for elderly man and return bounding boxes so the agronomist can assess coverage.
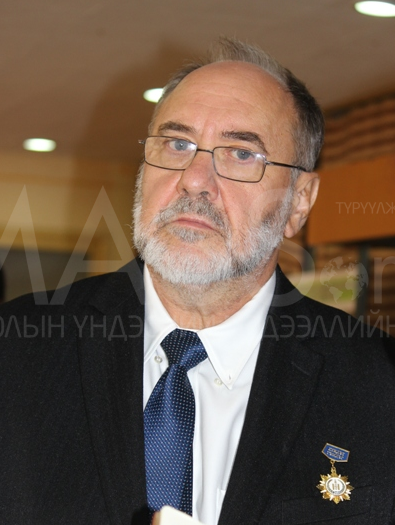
[1,38,394,525]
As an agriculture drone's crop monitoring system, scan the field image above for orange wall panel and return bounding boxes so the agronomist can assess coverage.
[307,154,395,245]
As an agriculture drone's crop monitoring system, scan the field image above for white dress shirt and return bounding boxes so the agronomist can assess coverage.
[143,266,275,525]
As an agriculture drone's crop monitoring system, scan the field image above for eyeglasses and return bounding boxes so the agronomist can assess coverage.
[139,136,307,183]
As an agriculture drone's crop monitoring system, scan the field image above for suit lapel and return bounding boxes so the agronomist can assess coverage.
[219,268,324,525]
[77,260,148,525]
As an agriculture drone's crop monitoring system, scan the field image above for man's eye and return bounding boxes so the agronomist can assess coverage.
[231,148,255,162]
[169,139,191,152]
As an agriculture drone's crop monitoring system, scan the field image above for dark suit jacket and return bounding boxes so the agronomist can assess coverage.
[1,259,395,525]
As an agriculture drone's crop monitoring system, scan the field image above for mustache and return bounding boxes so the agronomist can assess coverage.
[155,195,228,232]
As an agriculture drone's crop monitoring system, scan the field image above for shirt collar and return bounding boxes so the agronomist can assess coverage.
[143,265,275,389]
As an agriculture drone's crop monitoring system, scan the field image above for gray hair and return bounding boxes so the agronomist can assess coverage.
[150,37,324,174]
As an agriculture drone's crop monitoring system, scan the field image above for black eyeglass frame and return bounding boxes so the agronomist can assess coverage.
[138,136,307,183]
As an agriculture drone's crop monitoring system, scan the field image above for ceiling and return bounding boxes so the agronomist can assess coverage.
[1,0,395,165]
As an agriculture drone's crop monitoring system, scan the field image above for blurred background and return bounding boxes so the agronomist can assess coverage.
[0,0,394,333]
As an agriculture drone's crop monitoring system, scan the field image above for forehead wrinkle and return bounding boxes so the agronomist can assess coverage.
[156,120,197,135]
[221,130,269,155]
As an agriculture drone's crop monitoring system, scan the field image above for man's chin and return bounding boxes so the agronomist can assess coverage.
[140,238,233,286]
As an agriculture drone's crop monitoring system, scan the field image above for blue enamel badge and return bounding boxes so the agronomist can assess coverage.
[322,444,350,463]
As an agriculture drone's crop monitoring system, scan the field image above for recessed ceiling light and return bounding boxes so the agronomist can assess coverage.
[143,88,164,103]
[355,1,395,16]
[23,138,57,152]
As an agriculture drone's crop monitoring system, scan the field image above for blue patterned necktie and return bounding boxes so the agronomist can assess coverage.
[144,329,208,516]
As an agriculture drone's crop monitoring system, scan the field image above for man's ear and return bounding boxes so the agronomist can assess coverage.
[284,172,320,239]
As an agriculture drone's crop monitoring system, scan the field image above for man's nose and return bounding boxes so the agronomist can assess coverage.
[176,149,219,200]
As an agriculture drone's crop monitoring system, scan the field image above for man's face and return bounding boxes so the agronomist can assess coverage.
[134,61,298,286]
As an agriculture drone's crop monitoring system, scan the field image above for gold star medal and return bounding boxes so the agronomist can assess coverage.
[317,443,354,504]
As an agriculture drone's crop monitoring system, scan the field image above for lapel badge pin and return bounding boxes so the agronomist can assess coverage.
[317,443,354,504]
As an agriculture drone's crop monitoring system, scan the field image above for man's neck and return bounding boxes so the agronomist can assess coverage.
[147,257,278,330]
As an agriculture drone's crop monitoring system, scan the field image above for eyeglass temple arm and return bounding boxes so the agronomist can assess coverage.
[265,159,307,172]
[265,160,308,173]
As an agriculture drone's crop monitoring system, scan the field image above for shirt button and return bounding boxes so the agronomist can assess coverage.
[154,355,163,363]
[214,378,223,386]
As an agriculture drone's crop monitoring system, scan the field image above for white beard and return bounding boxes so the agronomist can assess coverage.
[133,167,294,286]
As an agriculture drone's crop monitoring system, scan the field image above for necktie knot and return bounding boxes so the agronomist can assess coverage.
[161,329,207,371]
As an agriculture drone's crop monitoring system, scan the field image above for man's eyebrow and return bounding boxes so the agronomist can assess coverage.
[222,131,269,155]
[156,121,196,135]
